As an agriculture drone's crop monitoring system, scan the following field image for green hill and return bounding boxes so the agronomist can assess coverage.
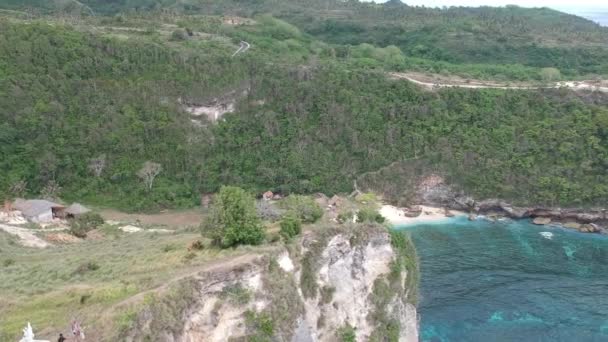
[0,3,607,209]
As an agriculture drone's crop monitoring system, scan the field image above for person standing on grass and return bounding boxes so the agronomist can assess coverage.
[57,333,66,342]
[71,319,85,341]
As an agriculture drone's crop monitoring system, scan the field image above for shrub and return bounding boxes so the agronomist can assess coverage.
[182,251,196,262]
[202,186,265,248]
[256,200,284,222]
[220,284,251,305]
[279,215,301,240]
[320,285,335,304]
[170,29,187,41]
[338,323,356,342]
[162,244,177,253]
[337,210,354,224]
[73,261,100,275]
[187,239,204,251]
[300,252,317,298]
[3,258,15,267]
[281,195,323,223]
[356,207,385,224]
[69,212,104,238]
[245,310,274,339]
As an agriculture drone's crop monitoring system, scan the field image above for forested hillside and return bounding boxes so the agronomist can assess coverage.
[3,0,608,79]
[0,2,607,210]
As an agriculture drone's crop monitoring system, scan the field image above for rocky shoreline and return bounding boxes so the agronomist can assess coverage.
[408,175,608,234]
[441,197,608,234]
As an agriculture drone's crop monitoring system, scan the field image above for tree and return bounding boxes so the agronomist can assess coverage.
[279,214,302,240]
[88,154,106,177]
[69,212,104,238]
[40,180,61,201]
[202,186,264,248]
[540,67,561,82]
[137,161,162,191]
[8,180,27,198]
[280,195,323,223]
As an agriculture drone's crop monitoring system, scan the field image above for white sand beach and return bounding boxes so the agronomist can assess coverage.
[380,205,465,226]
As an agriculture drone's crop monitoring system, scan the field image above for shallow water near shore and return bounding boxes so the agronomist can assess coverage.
[396,217,608,342]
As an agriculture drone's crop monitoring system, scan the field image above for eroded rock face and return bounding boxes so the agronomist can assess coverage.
[124,226,419,342]
[297,228,418,342]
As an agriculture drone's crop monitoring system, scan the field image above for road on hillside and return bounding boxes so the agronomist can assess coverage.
[232,41,250,57]
[391,72,608,93]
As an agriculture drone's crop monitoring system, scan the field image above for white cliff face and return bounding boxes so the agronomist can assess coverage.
[127,226,418,342]
[296,230,418,342]
[183,268,267,342]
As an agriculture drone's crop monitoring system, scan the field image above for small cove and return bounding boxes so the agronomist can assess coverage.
[396,217,608,342]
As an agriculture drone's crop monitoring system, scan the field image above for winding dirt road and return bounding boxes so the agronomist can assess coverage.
[232,41,250,57]
[390,72,608,92]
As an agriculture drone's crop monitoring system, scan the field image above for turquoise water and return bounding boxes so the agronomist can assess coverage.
[398,217,608,342]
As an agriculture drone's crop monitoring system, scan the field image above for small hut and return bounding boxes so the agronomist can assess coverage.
[65,203,91,218]
[13,199,65,223]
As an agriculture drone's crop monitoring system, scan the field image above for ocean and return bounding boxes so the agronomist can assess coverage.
[397,217,608,342]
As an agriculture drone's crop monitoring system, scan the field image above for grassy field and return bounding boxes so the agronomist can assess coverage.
[0,193,387,340]
[0,223,255,340]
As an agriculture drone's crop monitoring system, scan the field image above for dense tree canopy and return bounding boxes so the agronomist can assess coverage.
[0,4,607,210]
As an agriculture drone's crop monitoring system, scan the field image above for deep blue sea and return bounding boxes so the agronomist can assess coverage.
[397,217,608,342]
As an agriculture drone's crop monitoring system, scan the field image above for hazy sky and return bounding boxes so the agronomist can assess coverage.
[363,0,607,11]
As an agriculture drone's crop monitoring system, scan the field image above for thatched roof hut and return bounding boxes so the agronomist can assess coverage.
[65,203,91,216]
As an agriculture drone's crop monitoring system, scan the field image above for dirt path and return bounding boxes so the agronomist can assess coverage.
[99,253,262,319]
[390,72,608,92]
[0,224,50,248]
[232,41,250,57]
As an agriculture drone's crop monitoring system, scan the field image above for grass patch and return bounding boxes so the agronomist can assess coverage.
[389,230,420,304]
[260,257,303,339]
[320,285,335,304]
[300,251,317,299]
[122,278,202,341]
[220,284,251,305]
[338,323,357,342]
[243,310,274,342]
[0,227,244,340]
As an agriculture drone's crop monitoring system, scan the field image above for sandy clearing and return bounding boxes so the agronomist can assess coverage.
[380,205,465,226]
[0,224,50,248]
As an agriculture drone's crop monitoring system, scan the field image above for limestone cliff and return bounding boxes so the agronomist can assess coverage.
[123,224,419,341]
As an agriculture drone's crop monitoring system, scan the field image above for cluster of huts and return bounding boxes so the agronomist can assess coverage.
[9,199,90,223]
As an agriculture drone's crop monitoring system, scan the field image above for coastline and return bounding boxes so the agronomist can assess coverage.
[380,205,465,226]
[380,202,607,235]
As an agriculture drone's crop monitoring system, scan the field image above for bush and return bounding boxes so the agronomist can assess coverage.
[337,211,354,224]
[220,284,251,305]
[69,212,104,238]
[356,208,385,224]
[73,261,100,275]
[256,200,284,222]
[245,310,274,339]
[281,195,323,223]
[279,215,301,240]
[338,323,356,342]
[187,239,204,251]
[170,29,187,41]
[202,186,265,248]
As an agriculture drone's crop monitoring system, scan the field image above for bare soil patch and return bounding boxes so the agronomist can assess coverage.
[99,208,205,229]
